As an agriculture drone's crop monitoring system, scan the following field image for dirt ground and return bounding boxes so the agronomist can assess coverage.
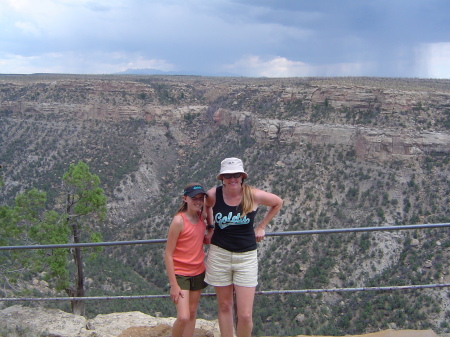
[281,329,439,337]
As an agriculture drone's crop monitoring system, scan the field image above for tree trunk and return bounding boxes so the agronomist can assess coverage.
[71,298,85,316]
[69,216,85,316]
[65,285,84,316]
[72,244,85,316]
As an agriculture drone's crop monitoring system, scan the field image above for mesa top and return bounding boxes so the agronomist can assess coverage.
[173,212,206,276]
[211,186,258,252]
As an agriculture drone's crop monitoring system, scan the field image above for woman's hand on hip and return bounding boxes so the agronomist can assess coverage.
[254,227,265,242]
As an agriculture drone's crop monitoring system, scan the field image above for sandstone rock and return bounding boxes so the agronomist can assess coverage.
[410,238,420,247]
[0,305,86,337]
[0,307,441,337]
[117,325,172,337]
[211,106,450,162]
[0,306,220,337]
[423,260,433,268]
[295,313,305,323]
[85,311,159,336]
[388,322,397,329]
[116,325,214,337]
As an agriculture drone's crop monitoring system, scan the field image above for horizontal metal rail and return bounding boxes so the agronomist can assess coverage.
[0,238,167,251]
[1,283,449,302]
[1,222,449,251]
[265,222,450,237]
[1,222,449,303]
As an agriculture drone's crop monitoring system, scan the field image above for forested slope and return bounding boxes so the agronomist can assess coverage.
[1,74,449,336]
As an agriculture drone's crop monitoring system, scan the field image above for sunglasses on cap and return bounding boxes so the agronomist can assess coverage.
[222,173,242,179]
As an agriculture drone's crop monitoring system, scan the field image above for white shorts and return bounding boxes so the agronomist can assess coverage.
[205,244,258,287]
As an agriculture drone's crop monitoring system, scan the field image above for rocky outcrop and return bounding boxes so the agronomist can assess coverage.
[214,109,450,160]
[116,325,210,337]
[306,84,450,114]
[0,305,219,337]
[0,305,440,337]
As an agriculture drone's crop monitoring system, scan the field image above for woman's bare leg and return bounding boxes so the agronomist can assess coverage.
[214,285,235,337]
[234,285,255,337]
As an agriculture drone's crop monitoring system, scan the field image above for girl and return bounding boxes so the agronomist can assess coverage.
[164,183,208,337]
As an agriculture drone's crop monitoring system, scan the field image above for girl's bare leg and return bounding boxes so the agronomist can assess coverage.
[183,289,202,337]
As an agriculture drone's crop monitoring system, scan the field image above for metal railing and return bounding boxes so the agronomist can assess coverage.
[1,222,449,302]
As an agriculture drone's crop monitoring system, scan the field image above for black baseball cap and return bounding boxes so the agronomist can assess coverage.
[183,185,207,197]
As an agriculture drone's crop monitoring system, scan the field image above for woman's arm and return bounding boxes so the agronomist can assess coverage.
[203,187,217,244]
[204,186,217,209]
[253,188,283,242]
[164,214,184,303]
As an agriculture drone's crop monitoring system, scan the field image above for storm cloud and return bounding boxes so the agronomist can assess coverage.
[0,0,449,78]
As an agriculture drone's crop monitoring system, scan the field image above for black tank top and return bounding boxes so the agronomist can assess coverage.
[211,185,258,252]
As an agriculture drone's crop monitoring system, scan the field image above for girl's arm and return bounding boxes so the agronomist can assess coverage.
[253,188,283,242]
[164,214,184,304]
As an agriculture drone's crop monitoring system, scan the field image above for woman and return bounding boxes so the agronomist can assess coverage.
[164,183,208,337]
[204,157,283,337]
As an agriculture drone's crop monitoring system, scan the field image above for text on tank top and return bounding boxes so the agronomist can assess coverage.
[211,185,258,252]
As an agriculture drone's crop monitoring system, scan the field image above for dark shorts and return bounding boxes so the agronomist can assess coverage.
[175,271,207,291]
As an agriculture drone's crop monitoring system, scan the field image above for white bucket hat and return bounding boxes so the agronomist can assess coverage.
[216,157,248,180]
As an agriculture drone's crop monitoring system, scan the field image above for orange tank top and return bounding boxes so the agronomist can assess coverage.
[172,212,206,276]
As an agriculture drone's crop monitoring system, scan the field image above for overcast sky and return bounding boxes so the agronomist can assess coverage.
[1,0,449,78]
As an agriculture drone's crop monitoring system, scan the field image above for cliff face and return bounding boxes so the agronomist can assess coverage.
[2,75,450,163]
[1,75,450,336]
[214,109,450,161]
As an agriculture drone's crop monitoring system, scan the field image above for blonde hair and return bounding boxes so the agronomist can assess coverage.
[239,183,254,217]
[175,182,203,215]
